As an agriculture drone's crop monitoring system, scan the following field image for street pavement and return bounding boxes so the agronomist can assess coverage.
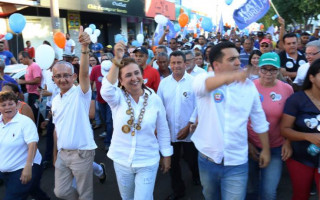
[0,127,318,200]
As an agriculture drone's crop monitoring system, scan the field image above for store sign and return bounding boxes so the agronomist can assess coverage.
[145,0,175,20]
[67,11,81,30]
[40,0,145,17]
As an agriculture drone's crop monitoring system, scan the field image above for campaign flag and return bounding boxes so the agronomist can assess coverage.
[233,0,270,30]
[218,14,224,33]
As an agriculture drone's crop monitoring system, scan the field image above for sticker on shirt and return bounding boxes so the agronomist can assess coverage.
[317,114,320,121]
[98,76,103,82]
[144,78,148,84]
[286,61,294,69]
[304,118,318,129]
[270,92,282,102]
[298,60,306,66]
[183,91,190,99]
[259,93,264,102]
[213,90,224,103]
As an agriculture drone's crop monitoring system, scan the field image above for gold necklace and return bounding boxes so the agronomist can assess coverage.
[122,90,148,136]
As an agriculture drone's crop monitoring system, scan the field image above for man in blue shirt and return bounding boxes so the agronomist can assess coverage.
[0,41,17,65]
[0,60,19,90]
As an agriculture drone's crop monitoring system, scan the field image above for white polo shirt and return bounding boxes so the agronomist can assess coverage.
[157,73,196,142]
[52,85,97,151]
[100,78,173,167]
[191,73,269,166]
[0,113,42,172]
[293,62,310,86]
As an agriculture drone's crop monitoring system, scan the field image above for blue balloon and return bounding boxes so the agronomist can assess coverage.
[4,33,13,41]
[202,18,213,32]
[89,24,96,31]
[225,0,233,5]
[174,24,181,32]
[9,13,26,33]
[132,40,140,47]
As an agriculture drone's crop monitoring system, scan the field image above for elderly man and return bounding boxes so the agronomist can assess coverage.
[240,38,254,68]
[52,26,97,200]
[293,40,320,90]
[260,38,273,54]
[183,50,206,77]
[156,52,172,80]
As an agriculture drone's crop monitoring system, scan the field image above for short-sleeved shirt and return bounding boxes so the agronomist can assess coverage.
[143,65,160,92]
[25,62,42,95]
[0,113,42,172]
[0,74,19,91]
[0,51,14,65]
[90,65,105,103]
[283,91,320,168]
[52,85,97,151]
[293,62,309,86]
[24,47,35,59]
[248,79,293,148]
[65,39,76,55]
[279,51,307,76]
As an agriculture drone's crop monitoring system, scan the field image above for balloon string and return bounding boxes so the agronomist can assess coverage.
[16,33,18,59]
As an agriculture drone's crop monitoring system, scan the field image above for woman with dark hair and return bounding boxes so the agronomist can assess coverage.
[281,58,320,200]
[2,83,35,122]
[0,91,49,200]
[246,50,262,80]
[100,42,172,199]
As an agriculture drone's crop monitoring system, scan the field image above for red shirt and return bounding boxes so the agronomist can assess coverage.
[90,65,106,103]
[24,47,35,59]
[143,65,160,92]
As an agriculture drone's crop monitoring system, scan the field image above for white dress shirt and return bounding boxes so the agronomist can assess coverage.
[42,69,60,107]
[191,73,269,166]
[293,62,309,86]
[101,78,173,167]
[189,65,207,77]
[52,85,97,151]
[157,73,196,142]
[0,113,42,172]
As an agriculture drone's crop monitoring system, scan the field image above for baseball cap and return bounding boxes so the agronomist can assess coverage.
[257,32,264,37]
[106,45,112,48]
[133,46,148,55]
[260,38,272,44]
[184,42,192,48]
[193,44,202,50]
[258,52,280,68]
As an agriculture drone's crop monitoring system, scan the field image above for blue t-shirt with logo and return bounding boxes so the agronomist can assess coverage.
[0,51,14,65]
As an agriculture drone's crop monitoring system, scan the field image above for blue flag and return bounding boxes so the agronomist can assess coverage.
[218,14,224,34]
[233,0,270,30]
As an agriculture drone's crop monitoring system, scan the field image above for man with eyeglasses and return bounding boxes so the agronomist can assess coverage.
[259,38,273,54]
[279,33,307,80]
[293,40,320,90]
[52,26,97,200]
[183,50,206,77]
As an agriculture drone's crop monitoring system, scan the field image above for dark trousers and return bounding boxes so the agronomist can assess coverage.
[0,164,49,200]
[98,102,114,145]
[170,142,200,195]
[43,106,54,162]
[28,93,43,130]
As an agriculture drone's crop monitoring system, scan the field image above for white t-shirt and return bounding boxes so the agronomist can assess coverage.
[52,85,97,151]
[293,62,310,86]
[65,39,76,55]
[0,113,42,172]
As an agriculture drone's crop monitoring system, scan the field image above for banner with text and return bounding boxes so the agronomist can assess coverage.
[233,0,270,30]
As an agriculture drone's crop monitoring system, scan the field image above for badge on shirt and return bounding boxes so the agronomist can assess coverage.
[259,93,264,102]
[144,78,148,84]
[270,92,282,102]
[183,91,189,98]
[299,60,306,66]
[213,90,224,103]
[304,118,318,129]
[286,61,294,69]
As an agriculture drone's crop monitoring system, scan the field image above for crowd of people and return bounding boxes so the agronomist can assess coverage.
[0,17,320,200]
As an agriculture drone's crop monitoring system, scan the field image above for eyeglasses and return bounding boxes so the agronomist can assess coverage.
[186,58,194,62]
[53,74,73,79]
[260,44,269,48]
[169,42,176,44]
[260,68,278,74]
[89,59,96,62]
[305,51,320,57]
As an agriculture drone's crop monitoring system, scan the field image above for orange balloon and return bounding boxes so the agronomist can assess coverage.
[152,46,157,54]
[53,32,66,49]
[260,24,264,30]
[178,13,189,28]
[196,23,200,28]
[180,8,184,13]
[193,33,197,38]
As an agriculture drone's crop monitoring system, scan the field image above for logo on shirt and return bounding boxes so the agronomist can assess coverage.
[299,60,306,66]
[286,61,294,69]
[304,118,318,129]
[144,78,148,84]
[259,93,264,102]
[270,92,282,101]
[213,90,224,103]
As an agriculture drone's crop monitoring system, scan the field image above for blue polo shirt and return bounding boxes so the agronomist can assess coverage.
[0,51,14,65]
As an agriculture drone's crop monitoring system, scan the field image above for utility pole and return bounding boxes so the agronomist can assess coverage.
[50,0,60,33]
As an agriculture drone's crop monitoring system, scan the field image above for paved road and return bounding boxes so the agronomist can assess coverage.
[0,128,318,200]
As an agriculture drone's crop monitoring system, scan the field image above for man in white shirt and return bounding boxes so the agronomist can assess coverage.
[192,41,270,200]
[64,33,76,55]
[158,51,199,200]
[52,27,97,200]
[293,40,320,90]
[183,50,207,77]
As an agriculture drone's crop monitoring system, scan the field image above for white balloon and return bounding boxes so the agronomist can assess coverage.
[94,29,101,37]
[136,34,144,44]
[155,14,168,25]
[35,44,55,70]
[84,27,93,35]
[90,34,97,43]
[101,60,112,76]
